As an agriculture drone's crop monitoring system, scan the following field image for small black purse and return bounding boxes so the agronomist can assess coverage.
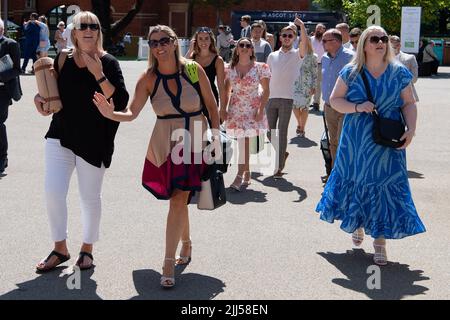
[360,70,405,148]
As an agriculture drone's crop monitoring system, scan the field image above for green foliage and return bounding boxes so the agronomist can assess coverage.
[312,0,344,11]
[342,0,449,34]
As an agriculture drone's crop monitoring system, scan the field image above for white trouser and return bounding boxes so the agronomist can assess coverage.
[45,138,106,244]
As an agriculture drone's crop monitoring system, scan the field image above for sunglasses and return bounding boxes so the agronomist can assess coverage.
[197,27,211,33]
[369,35,389,44]
[76,23,100,31]
[281,34,294,39]
[350,40,359,45]
[148,37,173,48]
[322,38,336,44]
[238,43,253,49]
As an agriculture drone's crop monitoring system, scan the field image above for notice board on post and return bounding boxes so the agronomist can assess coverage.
[401,7,422,54]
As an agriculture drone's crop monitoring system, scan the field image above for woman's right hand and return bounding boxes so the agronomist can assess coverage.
[34,94,51,116]
[356,101,376,113]
[93,91,115,119]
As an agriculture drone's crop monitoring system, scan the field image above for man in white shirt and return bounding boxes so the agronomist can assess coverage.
[62,23,74,49]
[390,35,419,101]
[217,25,234,63]
[310,23,326,111]
[251,22,272,63]
[336,23,352,49]
[266,18,307,178]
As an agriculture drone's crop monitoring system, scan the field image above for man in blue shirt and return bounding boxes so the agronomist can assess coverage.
[321,29,354,168]
[21,13,40,74]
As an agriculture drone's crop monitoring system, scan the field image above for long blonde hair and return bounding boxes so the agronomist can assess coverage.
[71,11,105,53]
[148,25,185,72]
[349,25,394,78]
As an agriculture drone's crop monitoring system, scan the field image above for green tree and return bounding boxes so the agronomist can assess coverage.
[312,0,344,11]
[91,0,144,48]
[341,0,449,34]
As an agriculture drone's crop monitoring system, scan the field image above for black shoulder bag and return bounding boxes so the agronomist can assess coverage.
[360,69,406,148]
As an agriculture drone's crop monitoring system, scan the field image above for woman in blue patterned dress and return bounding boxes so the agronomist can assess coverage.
[316,26,425,266]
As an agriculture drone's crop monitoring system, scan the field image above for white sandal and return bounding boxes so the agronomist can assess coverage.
[373,243,388,266]
[176,240,192,265]
[160,258,176,288]
[352,228,364,247]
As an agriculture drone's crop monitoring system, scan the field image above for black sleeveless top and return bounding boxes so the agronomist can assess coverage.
[195,54,219,104]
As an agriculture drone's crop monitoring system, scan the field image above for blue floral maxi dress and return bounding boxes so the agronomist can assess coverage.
[316,63,426,239]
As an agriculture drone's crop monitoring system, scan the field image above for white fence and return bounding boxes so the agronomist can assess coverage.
[138,37,191,60]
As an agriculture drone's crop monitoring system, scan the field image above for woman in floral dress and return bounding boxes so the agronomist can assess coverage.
[221,37,271,191]
[292,36,317,137]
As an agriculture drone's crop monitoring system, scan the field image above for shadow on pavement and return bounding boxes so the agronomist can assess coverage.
[289,136,318,148]
[408,170,424,179]
[0,266,101,300]
[225,187,268,205]
[130,265,225,300]
[251,172,307,203]
[317,249,430,300]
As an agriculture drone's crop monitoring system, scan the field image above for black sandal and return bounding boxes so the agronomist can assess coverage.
[36,250,71,273]
[76,251,94,270]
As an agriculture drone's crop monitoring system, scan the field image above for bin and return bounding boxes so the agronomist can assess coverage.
[443,41,450,66]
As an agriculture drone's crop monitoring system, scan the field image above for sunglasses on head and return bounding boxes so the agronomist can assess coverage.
[148,37,173,48]
[281,33,294,39]
[369,35,389,44]
[197,27,211,33]
[76,23,100,31]
[238,43,253,49]
[322,38,336,44]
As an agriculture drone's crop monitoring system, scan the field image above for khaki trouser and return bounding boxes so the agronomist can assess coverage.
[324,103,344,168]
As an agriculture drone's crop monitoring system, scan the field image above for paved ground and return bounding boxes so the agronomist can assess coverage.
[0,61,449,300]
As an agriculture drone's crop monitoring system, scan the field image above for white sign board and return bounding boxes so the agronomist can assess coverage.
[401,7,421,54]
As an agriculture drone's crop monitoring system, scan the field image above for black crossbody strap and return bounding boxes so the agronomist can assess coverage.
[360,68,379,117]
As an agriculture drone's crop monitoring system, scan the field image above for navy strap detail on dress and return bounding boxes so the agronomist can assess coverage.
[157,109,202,120]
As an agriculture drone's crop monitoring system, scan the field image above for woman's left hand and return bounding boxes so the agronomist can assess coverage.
[82,52,103,79]
[397,129,415,149]
[255,108,264,122]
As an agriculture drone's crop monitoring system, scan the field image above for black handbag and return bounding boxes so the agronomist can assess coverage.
[360,70,405,148]
[197,164,226,210]
[6,76,22,102]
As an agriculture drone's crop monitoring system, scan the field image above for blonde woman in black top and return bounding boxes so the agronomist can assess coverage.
[33,11,129,272]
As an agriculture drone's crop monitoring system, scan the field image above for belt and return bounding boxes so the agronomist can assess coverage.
[157,109,203,120]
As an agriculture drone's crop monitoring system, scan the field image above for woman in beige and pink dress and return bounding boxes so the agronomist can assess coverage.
[93,25,220,288]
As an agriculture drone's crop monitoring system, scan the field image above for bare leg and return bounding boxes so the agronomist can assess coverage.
[293,108,302,128]
[162,190,190,281]
[299,108,309,134]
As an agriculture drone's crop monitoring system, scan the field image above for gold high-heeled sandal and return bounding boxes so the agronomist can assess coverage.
[230,175,243,191]
[242,171,251,186]
[176,240,192,265]
[160,258,176,288]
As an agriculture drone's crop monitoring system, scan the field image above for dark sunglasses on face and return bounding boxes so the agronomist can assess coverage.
[148,37,173,48]
[238,43,253,49]
[350,39,359,45]
[77,23,100,31]
[369,35,389,44]
[281,33,294,39]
